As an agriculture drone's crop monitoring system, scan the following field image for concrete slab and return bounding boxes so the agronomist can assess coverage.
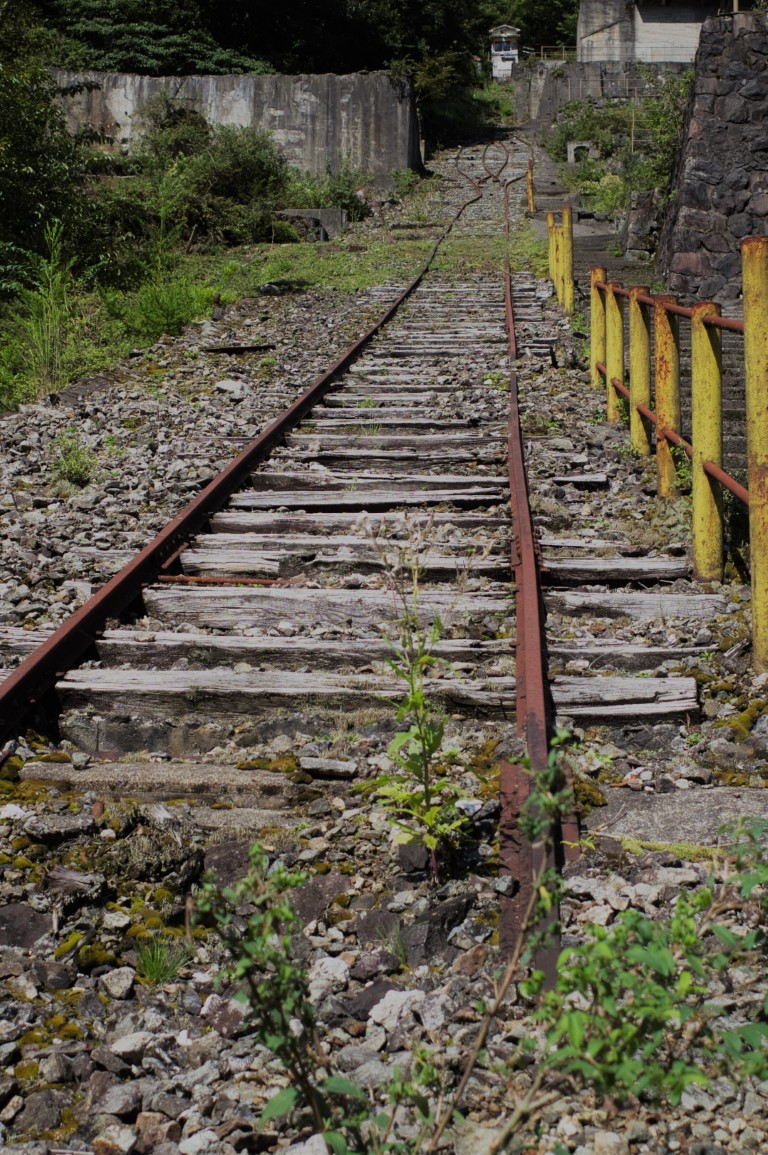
[584,786,768,845]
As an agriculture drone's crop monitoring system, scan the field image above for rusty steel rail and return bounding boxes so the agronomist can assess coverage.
[498,173,578,978]
[0,160,487,741]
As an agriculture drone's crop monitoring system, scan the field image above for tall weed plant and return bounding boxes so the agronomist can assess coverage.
[0,221,75,407]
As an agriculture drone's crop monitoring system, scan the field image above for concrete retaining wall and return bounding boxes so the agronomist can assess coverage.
[577,0,720,63]
[506,60,690,126]
[53,69,421,176]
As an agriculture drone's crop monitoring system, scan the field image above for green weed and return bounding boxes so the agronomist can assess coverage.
[135,936,192,984]
[53,427,96,487]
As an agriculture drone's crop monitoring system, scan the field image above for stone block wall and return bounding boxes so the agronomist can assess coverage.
[658,13,768,302]
[53,70,421,177]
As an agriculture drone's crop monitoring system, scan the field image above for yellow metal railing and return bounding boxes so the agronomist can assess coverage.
[574,234,768,670]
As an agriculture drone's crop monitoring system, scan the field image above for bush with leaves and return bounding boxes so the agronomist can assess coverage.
[195,845,451,1152]
[520,816,768,1107]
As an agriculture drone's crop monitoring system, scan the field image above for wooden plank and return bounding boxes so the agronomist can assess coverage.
[548,642,705,672]
[0,628,52,662]
[543,557,689,584]
[57,667,518,716]
[210,511,511,534]
[96,629,511,669]
[304,418,491,430]
[197,532,509,552]
[286,433,500,448]
[20,760,307,807]
[281,451,504,469]
[56,669,698,720]
[550,473,608,488]
[142,585,511,630]
[250,471,507,490]
[552,675,698,717]
[181,547,508,578]
[539,537,626,550]
[228,487,507,512]
[548,591,726,619]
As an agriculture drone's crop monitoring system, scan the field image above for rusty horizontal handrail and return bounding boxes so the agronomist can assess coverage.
[662,427,693,458]
[636,402,658,426]
[703,460,750,505]
[595,280,746,333]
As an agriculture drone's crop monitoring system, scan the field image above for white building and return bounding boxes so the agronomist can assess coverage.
[490,25,521,80]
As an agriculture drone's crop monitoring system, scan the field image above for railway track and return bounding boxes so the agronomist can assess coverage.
[0,137,713,965]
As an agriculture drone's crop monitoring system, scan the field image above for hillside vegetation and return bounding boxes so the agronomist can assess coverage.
[0,0,579,410]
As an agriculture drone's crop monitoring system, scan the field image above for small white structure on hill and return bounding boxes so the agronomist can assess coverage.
[490,25,520,79]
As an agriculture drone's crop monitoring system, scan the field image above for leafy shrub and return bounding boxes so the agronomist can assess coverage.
[114,273,213,340]
[53,427,96,486]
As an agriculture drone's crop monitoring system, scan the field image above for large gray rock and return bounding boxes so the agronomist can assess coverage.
[0,904,50,948]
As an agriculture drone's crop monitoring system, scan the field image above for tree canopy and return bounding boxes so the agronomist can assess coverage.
[27,0,579,76]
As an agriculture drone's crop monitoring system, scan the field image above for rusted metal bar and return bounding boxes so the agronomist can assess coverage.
[702,460,750,506]
[503,257,563,983]
[702,314,744,334]
[611,377,630,400]
[636,402,658,426]
[662,427,693,457]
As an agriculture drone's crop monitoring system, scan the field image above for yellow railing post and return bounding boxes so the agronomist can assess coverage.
[741,236,768,670]
[547,212,555,285]
[527,159,536,213]
[654,295,681,498]
[590,267,607,392]
[605,283,624,424]
[554,225,564,305]
[691,302,723,583]
[629,285,651,455]
[562,205,574,315]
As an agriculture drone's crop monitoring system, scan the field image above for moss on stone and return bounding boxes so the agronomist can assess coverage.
[19,1028,48,1047]
[77,943,117,970]
[574,779,609,814]
[53,931,83,960]
[15,1059,40,1081]
[0,754,23,782]
[236,755,300,774]
[715,699,767,744]
[619,837,719,863]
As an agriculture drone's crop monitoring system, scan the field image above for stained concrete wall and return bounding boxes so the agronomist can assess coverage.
[658,13,768,301]
[53,69,421,176]
[577,0,720,62]
[506,60,690,126]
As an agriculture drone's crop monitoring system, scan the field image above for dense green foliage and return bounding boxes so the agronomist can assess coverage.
[547,71,694,211]
[30,0,579,77]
